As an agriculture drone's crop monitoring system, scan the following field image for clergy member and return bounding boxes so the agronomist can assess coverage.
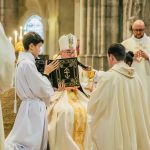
[0,22,15,150]
[122,19,150,113]
[88,43,150,150]
[48,33,91,150]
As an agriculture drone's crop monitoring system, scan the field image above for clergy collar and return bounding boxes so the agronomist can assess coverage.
[17,51,35,64]
[131,33,147,42]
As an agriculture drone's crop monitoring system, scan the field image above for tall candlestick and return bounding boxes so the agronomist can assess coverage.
[19,26,23,41]
[8,36,12,43]
[14,30,18,44]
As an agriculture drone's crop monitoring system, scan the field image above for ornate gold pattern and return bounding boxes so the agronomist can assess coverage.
[64,67,70,79]
[67,90,87,150]
[55,58,80,87]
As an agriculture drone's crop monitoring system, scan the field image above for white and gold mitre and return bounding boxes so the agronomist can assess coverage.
[59,33,77,50]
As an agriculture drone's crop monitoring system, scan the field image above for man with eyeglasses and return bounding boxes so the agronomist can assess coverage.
[122,19,150,113]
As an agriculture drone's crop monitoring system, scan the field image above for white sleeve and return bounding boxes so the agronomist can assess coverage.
[24,62,54,105]
[93,70,104,83]
[0,23,16,93]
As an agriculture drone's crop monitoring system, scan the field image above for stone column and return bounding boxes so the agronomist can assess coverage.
[92,0,101,69]
[86,0,93,66]
[80,0,122,70]
[47,0,59,59]
[0,0,4,24]
[80,0,87,64]
[3,0,18,36]
[74,0,80,38]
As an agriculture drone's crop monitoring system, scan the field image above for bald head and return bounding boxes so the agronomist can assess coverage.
[132,20,145,39]
[132,20,145,29]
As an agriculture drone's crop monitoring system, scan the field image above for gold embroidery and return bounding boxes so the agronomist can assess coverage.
[128,70,133,76]
[67,90,87,150]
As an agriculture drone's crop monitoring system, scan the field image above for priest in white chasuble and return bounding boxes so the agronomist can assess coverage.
[0,23,15,150]
[122,20,150,113]
[88,43,150,150]
[47,34,91,150]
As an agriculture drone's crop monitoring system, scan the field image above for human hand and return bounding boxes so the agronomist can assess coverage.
[84,85,93,92]
[65,86,79,90]
[84,65,92,71]
[44,60,59,75]
[134,50,142,59]
[57,81,65,91]
[140,50,149,60]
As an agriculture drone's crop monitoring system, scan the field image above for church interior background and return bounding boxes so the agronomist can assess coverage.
[0,0,150,137]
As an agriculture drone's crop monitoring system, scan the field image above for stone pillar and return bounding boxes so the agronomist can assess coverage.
[92,0,101,69]
[80,0,122,70]
[47,0,59,59]
[0,0,4,24]
[80,0,87,64]
[86,0,93,66]
[74,0,80,38]
[3,0,18,36]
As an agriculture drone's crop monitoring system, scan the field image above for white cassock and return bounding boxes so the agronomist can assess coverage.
[5,52,54,150]
[122,34,150,113]
[47,67,91,150]
[88,62,150,150]
[0,23,15,150]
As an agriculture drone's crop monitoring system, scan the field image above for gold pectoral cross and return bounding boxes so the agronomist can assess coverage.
[64,67,70,79]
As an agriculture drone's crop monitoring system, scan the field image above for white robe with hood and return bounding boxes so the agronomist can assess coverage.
[0,22,15,150]
[88,62,150,150]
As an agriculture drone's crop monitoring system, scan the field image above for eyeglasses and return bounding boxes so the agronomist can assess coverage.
[132,29,144,32]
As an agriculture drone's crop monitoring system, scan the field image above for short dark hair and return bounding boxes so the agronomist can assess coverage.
[23,32,44,50]
[108,43,126,61]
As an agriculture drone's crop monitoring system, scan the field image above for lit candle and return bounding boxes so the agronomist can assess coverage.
[14,30,18,44]
[8,36,12,43]
[19,26,23,41]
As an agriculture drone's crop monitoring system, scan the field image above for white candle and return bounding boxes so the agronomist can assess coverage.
[14,30,18,44]
[19,26,23,41]
[8,36,12,43]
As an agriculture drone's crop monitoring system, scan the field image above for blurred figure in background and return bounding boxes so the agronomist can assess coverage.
[0,23,15,150]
